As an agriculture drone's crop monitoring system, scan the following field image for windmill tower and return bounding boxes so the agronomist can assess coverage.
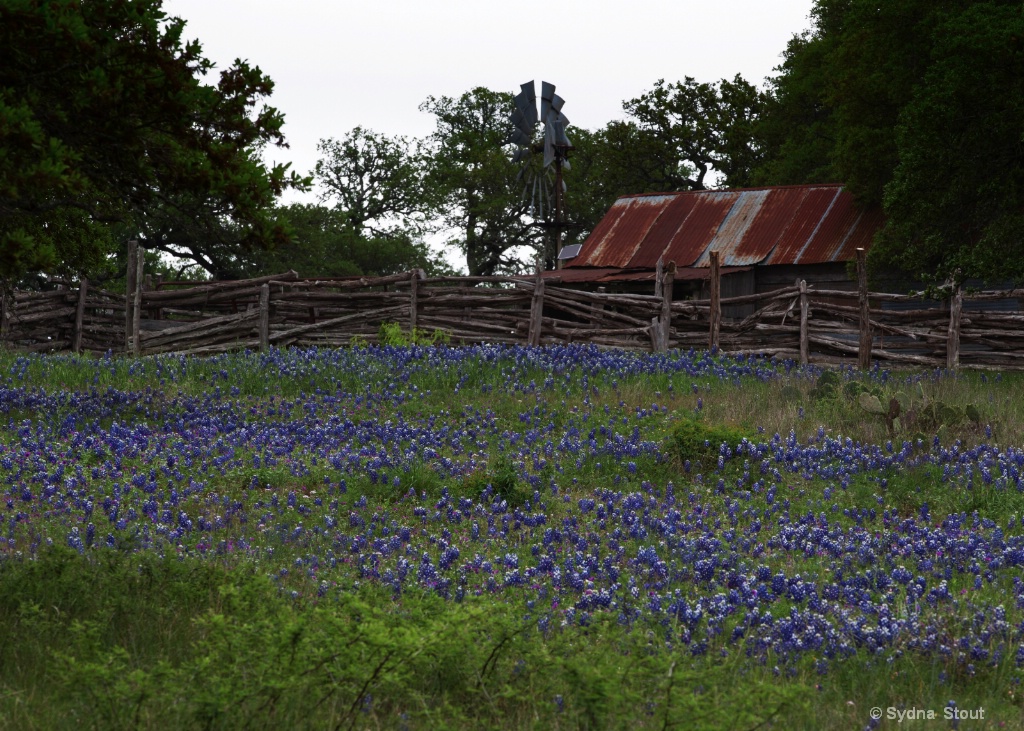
[509,81,574,270]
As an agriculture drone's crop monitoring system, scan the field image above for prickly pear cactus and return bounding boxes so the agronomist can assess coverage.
[858,392,885,414]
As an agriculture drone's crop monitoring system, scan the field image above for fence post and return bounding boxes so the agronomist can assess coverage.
[708,250,721,351]
[654,258,664,300]
[658,261,675,352]
[409,269,420,334]
[799,279,809,366]
[0,283,7,344]
[857,248,871,370]
[259,283,270,351]
[528,266,545,347]
[132,250,144,357]
[124,239,138,353]
[593,286,606,327]
[461,279,472,322]
[946,281,962,370]
[73,277,89,354]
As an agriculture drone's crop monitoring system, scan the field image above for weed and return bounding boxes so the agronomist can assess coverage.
[667,414,753,471]
[378,322,451,347]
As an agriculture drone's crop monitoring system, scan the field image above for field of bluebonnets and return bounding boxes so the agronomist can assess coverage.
[1,342,1024,729]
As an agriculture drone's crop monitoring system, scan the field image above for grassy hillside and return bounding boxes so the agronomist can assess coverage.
[0,345,1021,729]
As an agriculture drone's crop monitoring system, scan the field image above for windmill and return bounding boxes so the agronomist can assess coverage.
[509,81,575,269]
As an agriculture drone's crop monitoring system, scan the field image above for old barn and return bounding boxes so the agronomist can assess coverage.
[553,184,886,315]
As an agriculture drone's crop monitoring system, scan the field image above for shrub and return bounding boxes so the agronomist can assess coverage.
[378,322,451,346]
[459,456,531,507]
[667,416,752,469]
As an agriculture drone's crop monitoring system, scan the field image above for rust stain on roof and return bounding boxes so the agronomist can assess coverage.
[661,191,738,267]
[567,184,882,271]
[578,195,676,268]
[767,189,884,264]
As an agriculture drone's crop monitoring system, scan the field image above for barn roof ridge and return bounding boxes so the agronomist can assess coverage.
[615,182,847,200]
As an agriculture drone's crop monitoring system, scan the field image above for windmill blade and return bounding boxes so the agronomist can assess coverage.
[518,81,538,127]
[552,117,572,149]
[508,127,532,148]
[512,146,532,163]
[543,113,573,166]
[508,80,571,220]
[510,108,532,137]
[540,81,556,121]
[543,117,556,168]
[512,92,530,119]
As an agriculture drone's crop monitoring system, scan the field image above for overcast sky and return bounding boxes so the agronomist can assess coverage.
[163,0,816,195]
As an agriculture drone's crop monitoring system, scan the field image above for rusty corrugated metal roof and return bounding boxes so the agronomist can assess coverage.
[542,267,642,283]
[660,191,738,267]
[578,195,674,268]
[567,184,882,270]
[764,187,884,264]
[542,266,752,283]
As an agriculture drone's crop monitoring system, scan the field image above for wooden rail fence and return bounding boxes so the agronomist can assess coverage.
[1,248,1022,369]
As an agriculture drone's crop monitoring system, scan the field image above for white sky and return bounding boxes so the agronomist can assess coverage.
[163,0,815,192]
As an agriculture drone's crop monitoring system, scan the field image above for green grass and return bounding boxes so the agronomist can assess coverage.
[1,348,1024,729]
[0,547,810,731]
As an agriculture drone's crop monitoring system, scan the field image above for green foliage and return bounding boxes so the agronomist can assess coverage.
[622,76,766,191]
[241,203,446,278]
[752,27,840,187]
[878,1,1024,283]
[378,322,451,346]
[460,455,531,507]
[809,369,847,401]
[668,415,753,469]
[420,88,536,276]
[377,322,405,345]
[0,547,808,730]
[315,127,428,237]
[488,455,529,506]
[0,0,306,280]
[250,128,463,280]
[756,0,1024,284]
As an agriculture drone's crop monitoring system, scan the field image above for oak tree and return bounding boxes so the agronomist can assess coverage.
[0,0,304,280]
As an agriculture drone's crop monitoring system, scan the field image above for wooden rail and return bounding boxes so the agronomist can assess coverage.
[1,257,1021,369]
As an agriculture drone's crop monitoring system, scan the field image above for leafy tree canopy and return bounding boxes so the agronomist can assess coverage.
[756,0,1024,283]
[419,88,541,277]
[879,1,1024,283]
[315,127,428,238]
[0,0,305,281]
[241,203,454,279]
[619,76,765,192]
